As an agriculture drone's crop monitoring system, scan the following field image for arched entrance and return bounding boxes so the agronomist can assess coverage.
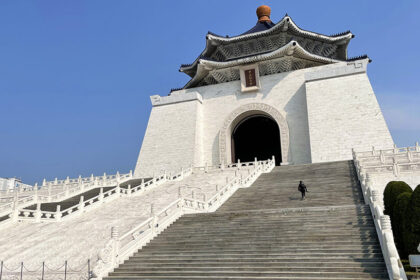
[231,115,281,165]
[219,103,290,166]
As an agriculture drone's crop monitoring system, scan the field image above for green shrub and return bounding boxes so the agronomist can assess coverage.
[403,185,420,255]
[392,192,412,258]
[410,185,420,234]
[383,181,412,218]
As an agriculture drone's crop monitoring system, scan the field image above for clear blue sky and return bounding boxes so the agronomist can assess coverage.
[1,0,419,184]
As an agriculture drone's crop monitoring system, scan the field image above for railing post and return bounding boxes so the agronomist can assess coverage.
[55,205,61,221]
[116,183,121,195]
[65,176,70,184]
[79,196,85,213]
[141,178,145,190]
[87,259,90,280]
[99,188,104,202]
[365,173,372,188]
[150,203,155,216]
[34,183,38,202]
[371,190,380,204]
[127,184,132,196]
[416,141,420,152]
[272,155,275,164]
[64,260,67,280]
[41,261,45,280]
[54,177,58,185]
[12,192,19,222]
[116,171,120,182]
[380,150,385,164]
[42,178,46,187]
[254,157,257,166]
[110,227,120,267]
[129,170,133,178]
[407,149,413,162]
[90,174,94,183]
[237,159,241,170]
[392,158,399,176]
[380,215,392,231]
[191,191,197,209]
[35,202,41,222]
[78,175,82,184]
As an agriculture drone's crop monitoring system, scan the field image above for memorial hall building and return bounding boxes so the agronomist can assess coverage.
[2,5,418,280]
[135,5,394,178]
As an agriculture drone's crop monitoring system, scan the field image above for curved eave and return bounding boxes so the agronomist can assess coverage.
[180,15,353,76]
[207,16,353,44]
[183,40,341,89]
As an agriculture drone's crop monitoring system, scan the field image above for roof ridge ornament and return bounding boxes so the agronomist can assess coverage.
[257,5,272,23]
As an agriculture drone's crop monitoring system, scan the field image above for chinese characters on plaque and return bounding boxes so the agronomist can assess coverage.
[244,69,257,87]
[240,65,260,92]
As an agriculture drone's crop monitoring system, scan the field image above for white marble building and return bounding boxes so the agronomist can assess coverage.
[135,7,394,178]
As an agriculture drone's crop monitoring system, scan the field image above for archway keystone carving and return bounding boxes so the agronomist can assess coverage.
[219,103,290,165]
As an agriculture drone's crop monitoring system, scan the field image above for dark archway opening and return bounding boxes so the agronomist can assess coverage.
[232,115,282,165]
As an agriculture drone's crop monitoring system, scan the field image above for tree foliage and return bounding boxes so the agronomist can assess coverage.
[403,185,420,256]
[386,183,420,258]
[392,192,412,257]
[384,181,412,217]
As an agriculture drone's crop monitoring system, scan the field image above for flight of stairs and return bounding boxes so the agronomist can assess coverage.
[105,161,388,279]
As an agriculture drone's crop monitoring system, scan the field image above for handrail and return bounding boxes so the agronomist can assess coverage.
[91,158,275,280]
[353,143,420,166]
[353,152,408,280]
[10,166,194,224]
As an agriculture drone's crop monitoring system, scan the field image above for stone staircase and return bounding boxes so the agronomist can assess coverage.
[105,160,388,279]
[0,168,251,270]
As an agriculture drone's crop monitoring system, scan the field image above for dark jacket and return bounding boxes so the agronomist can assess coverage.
[298,182,307,193]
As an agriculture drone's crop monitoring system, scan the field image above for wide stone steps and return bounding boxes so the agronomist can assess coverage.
[106,275,389,280]
[107,271,388,279]
[105,161,387,280]
[145,241,382,248]
[118,261,386,268]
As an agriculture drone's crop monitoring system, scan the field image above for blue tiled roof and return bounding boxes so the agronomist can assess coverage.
[241,21,276,36]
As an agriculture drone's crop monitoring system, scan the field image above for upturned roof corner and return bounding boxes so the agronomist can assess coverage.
[177,6,366,90]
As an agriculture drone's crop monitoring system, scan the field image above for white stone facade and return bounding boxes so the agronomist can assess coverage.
[135,59,394,178]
